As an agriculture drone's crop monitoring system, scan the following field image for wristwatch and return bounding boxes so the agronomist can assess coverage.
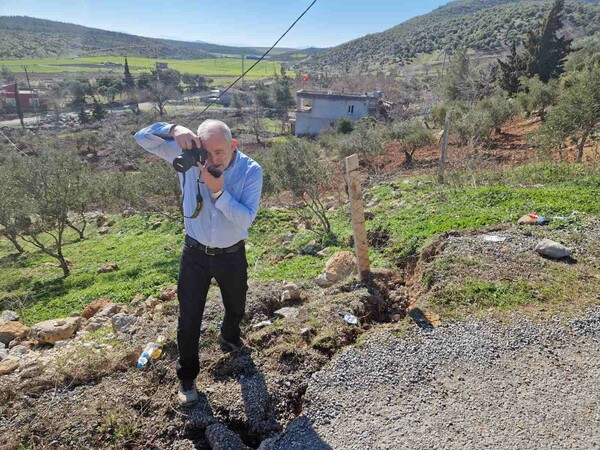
[211,188,223,200]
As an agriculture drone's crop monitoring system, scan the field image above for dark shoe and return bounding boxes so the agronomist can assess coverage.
[178,380,198,405]
[218,333,244,353]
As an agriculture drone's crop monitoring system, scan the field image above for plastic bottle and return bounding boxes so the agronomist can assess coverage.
[136,335,166,368]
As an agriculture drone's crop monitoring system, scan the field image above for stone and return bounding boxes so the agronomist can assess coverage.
[98,226,110,235]
[535,239,572,259]
[281,290,291,301]
[282,232,296,243]
[95,303,124,318]
[0,321,30,345]
[0,310,19,323]
[282,282,301,300]
[0,349,8,360]
[97,263,118,274]
[159,285,177,301]
[151,221,162,230]
[84,317,109,332]
[9,345,29,356]
[20,363,44,379]
[304,242,322,255]
[111,313,137,335]
[96,215,106,227]
[324,251,356,282]
[205,423,251,450]
[29,317,82,344]
[0,359,20,376]
[144,296,160,310]
[130,294,146,307]
[274,307,300,320]
[316,248,330,258]
[314,273,334,288]
[82,297,113,319]
[107,219,116,227]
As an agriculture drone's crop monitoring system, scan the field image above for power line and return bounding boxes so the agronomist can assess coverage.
[0,129,28,157]
[189,0,318,122]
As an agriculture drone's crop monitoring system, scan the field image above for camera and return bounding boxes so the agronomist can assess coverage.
[172,141,223,178]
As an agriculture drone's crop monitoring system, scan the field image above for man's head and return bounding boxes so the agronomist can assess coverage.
[197,119,237,170]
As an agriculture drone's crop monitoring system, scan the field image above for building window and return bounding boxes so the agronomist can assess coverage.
[348,105,355,114]
[5,98,16,106]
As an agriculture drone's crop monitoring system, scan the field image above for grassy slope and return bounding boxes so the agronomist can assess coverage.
[0,163,598,325]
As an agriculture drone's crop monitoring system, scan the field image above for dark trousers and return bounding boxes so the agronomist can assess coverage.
[176,240,248,382]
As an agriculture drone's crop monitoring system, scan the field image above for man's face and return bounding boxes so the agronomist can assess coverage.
[201,131,237,170]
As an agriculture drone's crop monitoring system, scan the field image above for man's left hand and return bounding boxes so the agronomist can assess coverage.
[200,163,224,193]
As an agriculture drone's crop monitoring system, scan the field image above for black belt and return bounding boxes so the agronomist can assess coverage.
[185,235,244,255]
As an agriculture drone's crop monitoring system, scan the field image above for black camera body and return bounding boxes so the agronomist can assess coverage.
[172,141,223,178]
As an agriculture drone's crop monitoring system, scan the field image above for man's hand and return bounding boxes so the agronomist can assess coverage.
[171,125,202,150]
[200,163,224,193]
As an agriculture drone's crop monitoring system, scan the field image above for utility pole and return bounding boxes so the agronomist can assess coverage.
[21,65,32,90]
[241,53,245,87]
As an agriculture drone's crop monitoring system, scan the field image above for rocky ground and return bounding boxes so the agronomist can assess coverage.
[0,216,598,449]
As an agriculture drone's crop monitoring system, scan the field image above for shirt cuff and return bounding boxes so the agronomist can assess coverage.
[153,122,175,137]
[214,189,232,210]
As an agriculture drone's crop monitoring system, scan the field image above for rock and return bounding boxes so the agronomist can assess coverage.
[324,251,356,282]
[98,226,110,235]
[535,239,572,259]
[0,359,20,376]
[84,317,110,332]
[130,294,146,307]
[0,322,30,345]
[282,282,301,300]
[97,263,118,274]
[159,285,177,301]
[96,215,106,227]
[252,320,273,329]
[9,345,29,356]
[205,422,251,450]
[0,310,19,323]
[111,313,137,335]
[29,317,82,344]
[303,242,322,255]
[107,219,116,227]
[8,339,21,349]
[274,307,300,320]
[0,349,7,360]
[151,221,162,230]
[95,303,124,318]
[144,296,160,310]
[314,273,334,288]
[281,290,292,301]
[20,363,44,379]
[82,297,113,319]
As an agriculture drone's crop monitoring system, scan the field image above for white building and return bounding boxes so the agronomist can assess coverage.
[294,90,383,136]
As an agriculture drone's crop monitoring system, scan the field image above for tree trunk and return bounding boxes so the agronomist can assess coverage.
[404,150,413,166]
[576,127,592,163]
[4,233,25,254]
[57,252,70,277]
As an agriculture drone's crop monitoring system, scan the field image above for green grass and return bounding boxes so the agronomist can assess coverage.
[1,162,598,325]
[1,57,290,78]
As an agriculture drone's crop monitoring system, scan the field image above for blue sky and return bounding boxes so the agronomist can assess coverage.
[0,0,451,48]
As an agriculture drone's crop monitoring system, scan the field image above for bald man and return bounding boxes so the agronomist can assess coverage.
[135,120,263,404]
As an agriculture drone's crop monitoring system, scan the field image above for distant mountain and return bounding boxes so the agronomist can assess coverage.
[301,0,600,72]
[0,16,307,60]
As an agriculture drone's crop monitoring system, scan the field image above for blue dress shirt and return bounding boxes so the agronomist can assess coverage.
[134,122,263,248]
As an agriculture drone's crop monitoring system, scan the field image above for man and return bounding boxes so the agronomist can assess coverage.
[134,119,263,404]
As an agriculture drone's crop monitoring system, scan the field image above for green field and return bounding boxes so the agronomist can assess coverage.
[1,56,289,78]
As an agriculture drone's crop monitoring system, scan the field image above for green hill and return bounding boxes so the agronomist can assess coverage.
[301,0,600,72]
[0,16,300,60]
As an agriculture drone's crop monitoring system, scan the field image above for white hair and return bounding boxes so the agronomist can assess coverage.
[197,119,232,144]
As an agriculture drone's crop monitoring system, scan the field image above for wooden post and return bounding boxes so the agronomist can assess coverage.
[344,154,370,281]
[437,111,450,184]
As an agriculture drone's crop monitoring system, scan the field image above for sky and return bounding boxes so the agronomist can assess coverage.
[0,0,451,48]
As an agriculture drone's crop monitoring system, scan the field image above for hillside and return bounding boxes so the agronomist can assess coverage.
[301,0,600,72]
[0,16,300,60]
